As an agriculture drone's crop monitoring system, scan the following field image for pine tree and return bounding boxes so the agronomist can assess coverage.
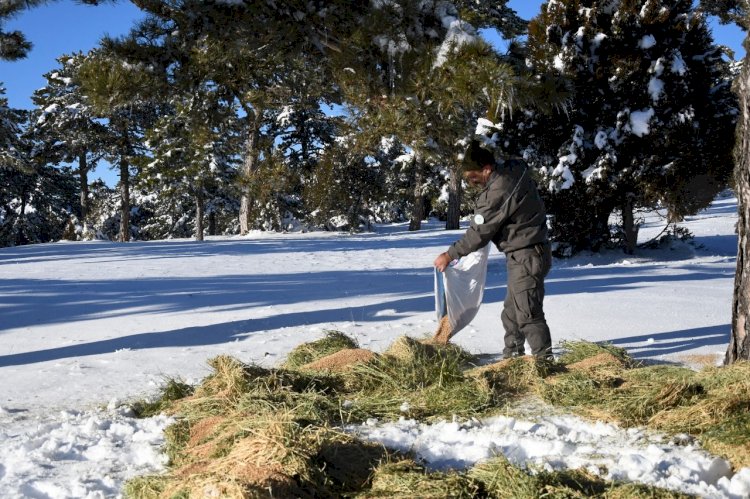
[0,92,79,246]
[305,133,388,232]
[514,0,737,255]
[85,179,120,240]
[77,49,159,242]
[140,89,240,240]
[241,56,341,231]
[0,85,29,245]
[0,84,23,171]
[31,53,110,238]
[0,0,104,60]
[334,1,542,231]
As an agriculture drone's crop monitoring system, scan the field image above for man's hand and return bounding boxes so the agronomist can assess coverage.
[434,252,452,272]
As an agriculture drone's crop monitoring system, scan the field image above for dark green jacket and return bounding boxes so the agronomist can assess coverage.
[447,158,547,260]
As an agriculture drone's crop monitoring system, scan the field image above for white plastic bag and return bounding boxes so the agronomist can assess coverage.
[434,244,490,336]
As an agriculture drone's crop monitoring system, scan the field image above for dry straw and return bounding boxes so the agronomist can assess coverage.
[123,334,749,497]
[283,330,359,369]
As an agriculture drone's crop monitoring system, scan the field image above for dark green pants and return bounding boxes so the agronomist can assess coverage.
[501,243,552,358]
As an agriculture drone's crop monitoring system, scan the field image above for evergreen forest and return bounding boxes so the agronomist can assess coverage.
[0,0,740,256]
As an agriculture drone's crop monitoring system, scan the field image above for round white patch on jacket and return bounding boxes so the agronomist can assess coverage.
[474,214,485,225]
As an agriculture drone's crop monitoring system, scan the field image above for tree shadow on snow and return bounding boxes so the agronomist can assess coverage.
[0,225,460,267]
[607,324,730,358]
[0,259,735,334]
[0,293,431,367]
[0,221,737,367]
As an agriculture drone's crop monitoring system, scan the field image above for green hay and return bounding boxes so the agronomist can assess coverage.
[125,338,750,498]
[175,360,344,429]
[191,355,271,401]
[649,361,750,467]
[613,366,704,426]
[602,483,692,498]
[163,419,192,465]
[312,430,391,493]
[558,340,634,367]
[467,357,542,403]
[542,370,607,408]
[540,359,750,467]
[132,378,194,418]
[358,460,480,498]
[339,336,493,421]
[352,337,471,392]
[541,364,704,425]
[467,456,541,498]
[468,456,690,498]
[283,330,359,369]
[122,475,171,499]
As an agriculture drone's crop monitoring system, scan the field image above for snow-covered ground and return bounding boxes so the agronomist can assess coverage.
[0,193,745,497]
[348,414,750,498]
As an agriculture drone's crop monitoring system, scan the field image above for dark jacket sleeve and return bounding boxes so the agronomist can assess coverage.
[446,171,521,260]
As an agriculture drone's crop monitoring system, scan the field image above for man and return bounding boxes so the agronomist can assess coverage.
[434,139,553,359]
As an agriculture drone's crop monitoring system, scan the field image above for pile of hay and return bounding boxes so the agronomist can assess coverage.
[542,341,750,468]
[124,334,749,497]
[301,348,377,372]
[283,330,359,369]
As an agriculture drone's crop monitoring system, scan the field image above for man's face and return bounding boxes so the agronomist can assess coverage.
[463,164,492,187]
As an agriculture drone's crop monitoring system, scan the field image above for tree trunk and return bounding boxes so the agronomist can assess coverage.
[118,158,130,243]
[446,164,462,230]
[588,204,613,252]
[240,108,262,235]
[409,158,425,232]
[16,188,28,246]
[79,153,90,236]
[726,55,750,364]
[208,211,217,236]
[195,194,204,241]
[622,196,638,255]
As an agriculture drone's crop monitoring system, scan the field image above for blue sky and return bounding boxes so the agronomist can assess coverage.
[0,0,746,185]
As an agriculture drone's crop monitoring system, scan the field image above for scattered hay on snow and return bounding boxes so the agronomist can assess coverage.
[469,456,690,499]
[123,337,750,497]
[466,355,542,398]
[651,362,750,468]
[558,340,634,367]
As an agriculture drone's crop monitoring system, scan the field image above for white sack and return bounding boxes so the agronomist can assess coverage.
[434,244,490,335]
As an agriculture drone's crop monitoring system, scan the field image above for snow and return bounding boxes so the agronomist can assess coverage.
[592,32,607,49]
[373,33,411,57]
[0,194,744,497]
[275,105,293,126]
[553,53,565,71]
[475,117,496,136]
[582,164,604,183]
[0,406,172,498]
[629,108,655,136]
[671,52,688,75]
[639,35,657,50]
[649,77,664,102]
[594,130,608,149]
[551,153,577,191]
[434,17,477,67]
